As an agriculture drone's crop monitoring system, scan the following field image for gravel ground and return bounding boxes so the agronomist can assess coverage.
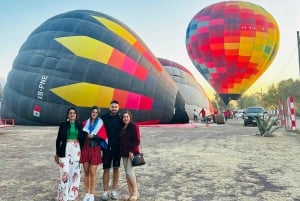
[0,119,300,201]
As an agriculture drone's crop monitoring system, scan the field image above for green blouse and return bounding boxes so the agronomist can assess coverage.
[67,122,78,140]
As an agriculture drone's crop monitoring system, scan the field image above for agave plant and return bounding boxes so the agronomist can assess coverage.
[254,113,281,136]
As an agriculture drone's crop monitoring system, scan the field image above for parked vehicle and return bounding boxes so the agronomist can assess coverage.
[243,106,265,126]
[235,109,245,119]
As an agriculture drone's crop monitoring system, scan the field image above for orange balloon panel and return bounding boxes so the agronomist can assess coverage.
[186,1,280,104]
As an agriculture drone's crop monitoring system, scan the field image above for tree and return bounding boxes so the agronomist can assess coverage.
[262,84,279,110]
[277,79,300,115]
[219,78,300,116]
[277,79,294,101]
[237,95,257,109]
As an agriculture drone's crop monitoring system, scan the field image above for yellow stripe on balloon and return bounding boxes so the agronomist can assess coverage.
[91,16,136,45]
[55,36,113,63]
[50,82,114,107]
[224,43,239,50]
[92,15,163,72]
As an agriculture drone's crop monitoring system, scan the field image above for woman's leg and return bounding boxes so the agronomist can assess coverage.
[89,164,98,194]
[83,162,90,193]
[123,157,139,200]
[57,156,70,201]
[128,176,139,201]
[126,176,136,194]
[68,142,81,200]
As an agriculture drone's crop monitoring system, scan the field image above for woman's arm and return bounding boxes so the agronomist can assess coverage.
[55,124,62,155]
[129,123,141,154]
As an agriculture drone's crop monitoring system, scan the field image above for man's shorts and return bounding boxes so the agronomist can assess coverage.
[102,149,121,169]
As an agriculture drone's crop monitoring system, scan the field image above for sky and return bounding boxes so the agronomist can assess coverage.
[1,0,300,99]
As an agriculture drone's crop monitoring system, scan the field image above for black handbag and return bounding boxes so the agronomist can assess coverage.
[132,153,146,166]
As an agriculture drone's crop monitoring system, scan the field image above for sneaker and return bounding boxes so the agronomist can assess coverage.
[89,194,94,201]
[111,190,118,200]
[101,191,109,201]
[82,193,90,201]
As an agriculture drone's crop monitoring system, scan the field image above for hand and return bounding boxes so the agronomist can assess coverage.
[88,134,94,138]
[129,152,134,160]
[54,155,59,164]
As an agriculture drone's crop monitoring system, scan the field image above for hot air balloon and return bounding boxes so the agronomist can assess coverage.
[157,58,214,119]
[185,1,280,105]
[1,10,185,125]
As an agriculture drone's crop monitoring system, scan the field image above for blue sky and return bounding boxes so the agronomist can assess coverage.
[1,0,300,99]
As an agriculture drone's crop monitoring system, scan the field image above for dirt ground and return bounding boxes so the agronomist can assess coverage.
[0,119,300,201]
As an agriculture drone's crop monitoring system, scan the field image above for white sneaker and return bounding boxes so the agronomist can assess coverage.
[101,191,109,201]
[82,193,90,201]
[89,194,94,201]
[111,190,118,200]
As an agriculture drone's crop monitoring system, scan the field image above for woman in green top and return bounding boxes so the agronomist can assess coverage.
[55,106,85,201]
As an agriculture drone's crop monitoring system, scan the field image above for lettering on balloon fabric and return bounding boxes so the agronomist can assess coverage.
[37,75,48,100]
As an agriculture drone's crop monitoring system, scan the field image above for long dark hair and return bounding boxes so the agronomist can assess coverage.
[122,110,133,122]
[65,106,78,121]
[89,106,100,119]
[121,110,134,128]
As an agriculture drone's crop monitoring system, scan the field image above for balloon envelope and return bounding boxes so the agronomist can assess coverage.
[186,1,280,104]
[1,10,182,125]
[157,58,214,118]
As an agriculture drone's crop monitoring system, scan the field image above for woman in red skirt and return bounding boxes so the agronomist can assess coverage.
[80,106,108,201]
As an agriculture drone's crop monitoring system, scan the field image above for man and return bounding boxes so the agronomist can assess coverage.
[199,108,206,122]
[193,109,198,122]
[100,100,122,200]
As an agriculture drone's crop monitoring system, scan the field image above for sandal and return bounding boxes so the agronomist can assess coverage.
[128,192,139,201]
[123,194,130,201]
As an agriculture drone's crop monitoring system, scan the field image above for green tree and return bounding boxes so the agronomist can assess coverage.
[277,79,300,115]
[211,78,300,115]
[237,95,257,109]
[262,84,279,110]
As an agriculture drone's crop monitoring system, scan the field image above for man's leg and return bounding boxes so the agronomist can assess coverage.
[103,169,110,192]
[112,167,120,190]
[111,155,121,200]
[101,150,111,201]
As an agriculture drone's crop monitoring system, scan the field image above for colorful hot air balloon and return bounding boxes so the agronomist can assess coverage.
[1,10,185,125]
[157,58,214,119]
[185,1,280,105]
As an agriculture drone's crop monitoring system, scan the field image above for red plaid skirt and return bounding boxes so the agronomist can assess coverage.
[80,144,102,165]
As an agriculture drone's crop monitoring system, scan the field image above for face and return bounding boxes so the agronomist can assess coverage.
[68,109,77,122]
[109,103,119,114]
[91,109,99,119]
[122,112,131,125]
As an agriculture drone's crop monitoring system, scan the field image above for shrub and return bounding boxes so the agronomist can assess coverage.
[254,113,281,136]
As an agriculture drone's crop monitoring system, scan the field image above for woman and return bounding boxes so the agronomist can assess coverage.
[55,107,85,201]
[120,111,141,201]
[80,106,108,201]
